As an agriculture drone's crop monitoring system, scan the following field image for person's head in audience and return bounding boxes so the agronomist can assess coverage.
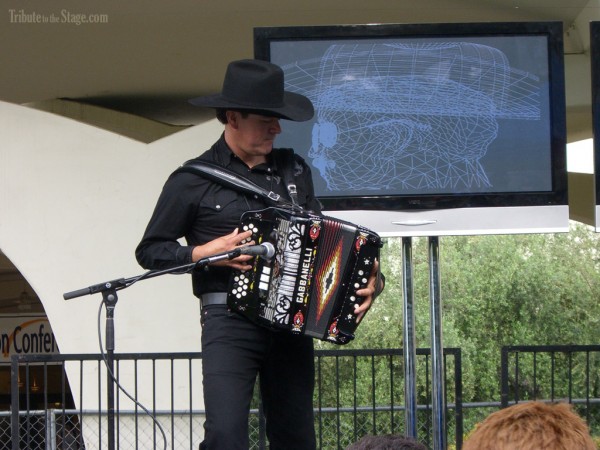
[463,401,597,450]
[346,434,428,450]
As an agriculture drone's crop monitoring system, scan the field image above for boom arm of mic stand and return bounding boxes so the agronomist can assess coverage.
[63,248,242,300]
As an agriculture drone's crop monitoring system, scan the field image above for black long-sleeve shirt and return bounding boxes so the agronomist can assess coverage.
[135,134,321,298]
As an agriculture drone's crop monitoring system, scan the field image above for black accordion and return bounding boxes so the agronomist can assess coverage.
[227,207,382,345]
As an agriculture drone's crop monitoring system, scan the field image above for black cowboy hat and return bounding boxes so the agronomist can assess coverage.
[188,59,314,122]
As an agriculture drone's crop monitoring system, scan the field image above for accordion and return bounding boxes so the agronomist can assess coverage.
[227,207,382,345]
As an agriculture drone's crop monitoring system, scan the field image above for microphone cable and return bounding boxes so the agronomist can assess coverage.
[96,299,168,450]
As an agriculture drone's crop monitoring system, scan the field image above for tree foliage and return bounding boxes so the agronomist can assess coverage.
[317,223,600,403]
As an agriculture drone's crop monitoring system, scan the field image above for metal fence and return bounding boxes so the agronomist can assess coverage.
[6,345,600,449]
[7,348,462,450]
[501,344,600,436]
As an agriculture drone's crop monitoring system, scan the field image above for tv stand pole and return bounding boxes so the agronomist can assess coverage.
[402,236,446,449]
[428,236,446,450]
[402,237,418,438]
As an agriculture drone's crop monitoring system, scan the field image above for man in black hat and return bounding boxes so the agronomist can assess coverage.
[136,59,382,450]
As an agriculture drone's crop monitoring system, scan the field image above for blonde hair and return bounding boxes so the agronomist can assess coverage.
[463,401,597,450]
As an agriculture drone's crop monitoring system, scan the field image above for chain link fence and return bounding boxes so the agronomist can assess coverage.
[0,401,500,450]
[6,349,462,450]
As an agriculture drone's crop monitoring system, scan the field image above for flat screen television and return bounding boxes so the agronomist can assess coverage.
[592,21,600,231]
[254,22,569,237]
[568,21,599,231]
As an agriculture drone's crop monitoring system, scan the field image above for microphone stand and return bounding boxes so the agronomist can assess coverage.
[63,248,243,450]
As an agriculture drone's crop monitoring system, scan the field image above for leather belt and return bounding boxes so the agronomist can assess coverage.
[201,292,228,307]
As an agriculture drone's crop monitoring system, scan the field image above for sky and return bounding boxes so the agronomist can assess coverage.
[567,139,594,173]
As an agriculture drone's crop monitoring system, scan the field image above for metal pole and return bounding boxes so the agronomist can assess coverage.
[428,236,446,450]
[45,409,56,450]
[402,237,418,438]
[10,358,20,450]
[104,291,117,450]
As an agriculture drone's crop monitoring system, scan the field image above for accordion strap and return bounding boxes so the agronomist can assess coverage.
[176,159,303,212]
[271,148,299,208]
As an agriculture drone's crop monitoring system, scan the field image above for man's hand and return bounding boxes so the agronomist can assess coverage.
[353,259,383,324]
[191,228,255,271]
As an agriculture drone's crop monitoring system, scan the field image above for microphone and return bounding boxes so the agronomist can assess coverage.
[238,242,275,259]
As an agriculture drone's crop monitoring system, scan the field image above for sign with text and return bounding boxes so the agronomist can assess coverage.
[0,315,59,364]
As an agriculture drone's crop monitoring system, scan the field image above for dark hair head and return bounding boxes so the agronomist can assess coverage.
[346,434,428,450]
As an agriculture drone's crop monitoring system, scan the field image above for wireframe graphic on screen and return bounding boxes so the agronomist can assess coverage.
[271,38,551,197]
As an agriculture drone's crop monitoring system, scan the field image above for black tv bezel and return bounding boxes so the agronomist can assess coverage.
[592,21,600,207]
[254,21,568,214]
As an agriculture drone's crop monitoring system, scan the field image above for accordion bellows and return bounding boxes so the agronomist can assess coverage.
[227,207,382,345]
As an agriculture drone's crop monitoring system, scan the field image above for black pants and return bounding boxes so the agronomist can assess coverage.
[199,305,316,450]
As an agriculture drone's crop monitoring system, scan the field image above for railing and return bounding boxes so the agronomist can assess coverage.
[8,348,462,450]
[9,345,600,449]
[313,348,463,449]
[501,344,600,436]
